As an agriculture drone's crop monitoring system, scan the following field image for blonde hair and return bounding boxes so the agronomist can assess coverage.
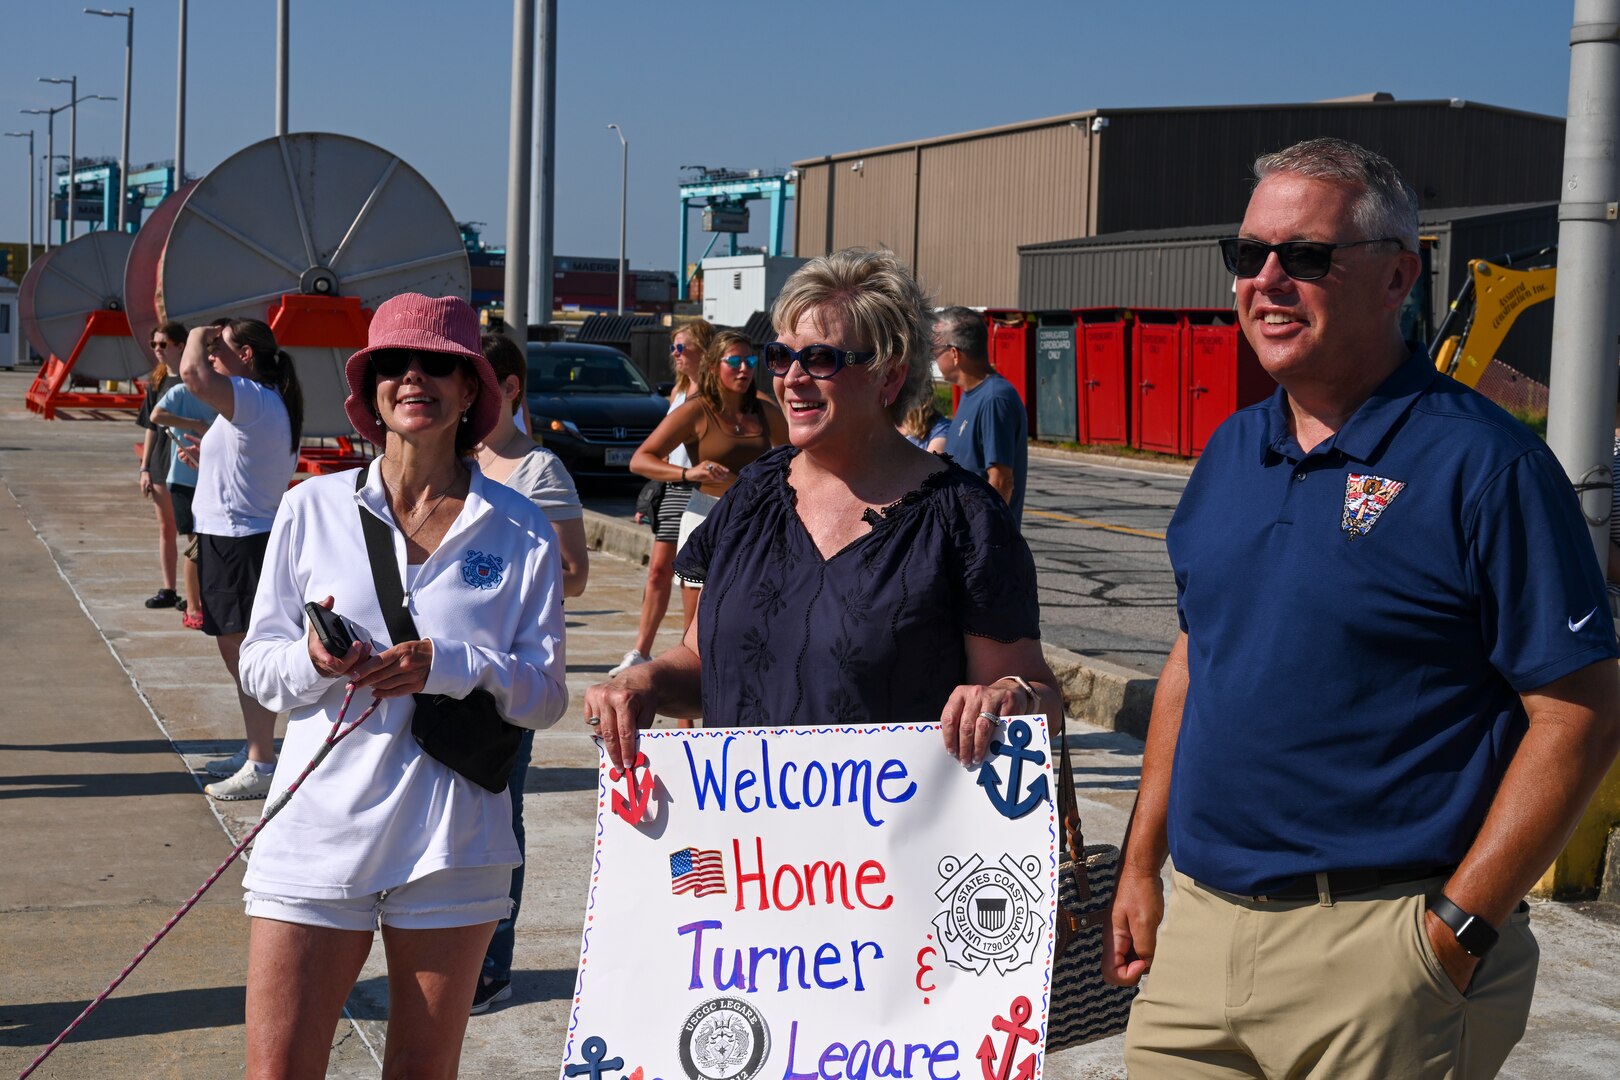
[671,318,715,397]
[771,248,931,422]
[900,393,945,441]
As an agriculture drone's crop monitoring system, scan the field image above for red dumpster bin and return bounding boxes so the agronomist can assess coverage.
[1182,310,1272,457]
[1131,309,1185,454]
[1077,308,1129,446]
[982,309,1038,429]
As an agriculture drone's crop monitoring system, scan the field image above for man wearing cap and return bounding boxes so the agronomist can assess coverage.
[1103,137,1620,1078]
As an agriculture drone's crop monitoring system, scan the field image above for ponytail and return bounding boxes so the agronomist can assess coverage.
[227,318,305,452]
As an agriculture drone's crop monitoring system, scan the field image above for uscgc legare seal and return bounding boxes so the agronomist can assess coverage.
[677,996,770,1080]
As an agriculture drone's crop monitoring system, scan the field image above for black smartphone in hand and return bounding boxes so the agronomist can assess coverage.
[304,601,355,658]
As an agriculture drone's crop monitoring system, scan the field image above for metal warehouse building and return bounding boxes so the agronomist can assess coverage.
[791,95,1564,308]
[1018,201,1560,383]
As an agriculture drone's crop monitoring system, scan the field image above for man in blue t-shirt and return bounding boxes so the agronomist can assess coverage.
[1104,138,1620,1079]
[934,307,1027,524]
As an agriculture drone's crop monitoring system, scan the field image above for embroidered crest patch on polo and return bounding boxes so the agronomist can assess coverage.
[1342,474,1406,536]
[462,550,504,589]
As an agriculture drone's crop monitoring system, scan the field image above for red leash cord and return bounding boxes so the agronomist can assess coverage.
[17,685,382,1080]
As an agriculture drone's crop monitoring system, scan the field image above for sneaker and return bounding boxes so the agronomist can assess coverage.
[204,745,249,778]
[144,588,179,609]
[470,977,512,1015]
[175,597,187,614]
[205,760,274,801]
[608,649,650,678]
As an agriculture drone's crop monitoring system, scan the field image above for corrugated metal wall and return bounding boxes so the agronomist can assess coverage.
[1019,231,1233,312]
[915,126,1092,307]
[1097,105,1564,232]
[795,101,1564,310]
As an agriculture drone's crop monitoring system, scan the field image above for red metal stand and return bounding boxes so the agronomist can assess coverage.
[266,294,376,475]
[25,310,146,419]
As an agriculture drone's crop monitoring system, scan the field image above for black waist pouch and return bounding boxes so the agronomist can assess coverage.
[356,467,524,793]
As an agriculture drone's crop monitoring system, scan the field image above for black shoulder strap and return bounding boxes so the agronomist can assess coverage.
[356,465,421,646]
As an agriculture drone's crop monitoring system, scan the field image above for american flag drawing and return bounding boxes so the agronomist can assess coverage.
[669,847,725,897]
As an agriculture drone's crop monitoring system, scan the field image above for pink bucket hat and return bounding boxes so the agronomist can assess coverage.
[344,293,504,446]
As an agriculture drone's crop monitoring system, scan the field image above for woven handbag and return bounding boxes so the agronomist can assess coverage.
[1046,725,1138,1050]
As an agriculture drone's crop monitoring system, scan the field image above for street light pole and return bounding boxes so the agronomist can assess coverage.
[85,8,134,231]
[39,77,78,240]
[176,0,187,186]
[3,131,35,267]
[503,0,534,348]
[19,108,54,248]
[275,0,289,135]
[608,124,627,316]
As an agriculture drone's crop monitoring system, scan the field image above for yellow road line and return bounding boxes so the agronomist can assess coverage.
[1025,507,1167,541]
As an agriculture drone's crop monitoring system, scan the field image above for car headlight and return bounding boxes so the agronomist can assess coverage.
[531,416,581,439]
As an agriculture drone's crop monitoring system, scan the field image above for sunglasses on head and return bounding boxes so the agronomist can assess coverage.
[1218,236,1403,281]
[762,341,877,379]
[721,354,758,370]
[371,350,464,380]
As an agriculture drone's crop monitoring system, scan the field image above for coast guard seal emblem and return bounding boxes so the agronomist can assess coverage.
[678,997,770,1080]
[932,853,1044,976]
[462,550,504,589]
[1341,474,1405,537]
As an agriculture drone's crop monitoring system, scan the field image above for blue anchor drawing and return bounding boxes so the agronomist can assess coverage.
[563,1036,624,1080]
[976,718,1050,820]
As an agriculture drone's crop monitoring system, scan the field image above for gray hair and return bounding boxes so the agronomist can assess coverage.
[771,248,932,421]
[931,306,989,362]
[1253,138,1419,252]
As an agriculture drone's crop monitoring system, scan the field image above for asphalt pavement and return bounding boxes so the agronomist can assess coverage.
[1,370,1616,1079]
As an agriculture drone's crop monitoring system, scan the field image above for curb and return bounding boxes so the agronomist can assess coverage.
[1028,442,1195,478]
[1043,643,1158,740]
[583,513,1163,739]
[584,508,653,567]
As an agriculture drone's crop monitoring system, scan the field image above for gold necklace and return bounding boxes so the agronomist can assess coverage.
[386,470,465,541]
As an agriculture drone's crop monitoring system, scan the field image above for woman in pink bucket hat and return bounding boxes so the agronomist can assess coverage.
[234,293,569,1076]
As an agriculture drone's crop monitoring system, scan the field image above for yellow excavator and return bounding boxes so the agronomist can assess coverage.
[1429,245,1556,387]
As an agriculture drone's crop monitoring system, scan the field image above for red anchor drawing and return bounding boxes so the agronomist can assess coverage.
[977,995,1038,1080]
[609,751,654,825]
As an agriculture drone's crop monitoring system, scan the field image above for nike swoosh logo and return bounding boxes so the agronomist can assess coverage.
[1569,607,1599,632]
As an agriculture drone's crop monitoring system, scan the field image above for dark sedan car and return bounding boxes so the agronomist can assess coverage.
[524,343,670,479]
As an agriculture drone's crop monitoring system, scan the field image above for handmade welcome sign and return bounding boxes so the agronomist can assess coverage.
[561,718,1060,1080]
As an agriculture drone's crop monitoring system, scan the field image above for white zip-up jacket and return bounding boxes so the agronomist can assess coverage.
[238,464,567,899]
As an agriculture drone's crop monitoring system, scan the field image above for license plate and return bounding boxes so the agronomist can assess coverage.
[605,448,634,466]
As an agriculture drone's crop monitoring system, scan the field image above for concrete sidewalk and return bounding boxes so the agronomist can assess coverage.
[1,370,1616,1078]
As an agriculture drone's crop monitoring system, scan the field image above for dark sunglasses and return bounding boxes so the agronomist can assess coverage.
[721,354,758,370]
[1218,236,1402,281]
[150,340,171,350]
[762,341,877,379]
[671,342,687,355]
[371,350,464,379]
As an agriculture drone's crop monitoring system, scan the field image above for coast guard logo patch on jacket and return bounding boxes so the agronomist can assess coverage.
[1341,474,1405,537]
[462,550,505,589]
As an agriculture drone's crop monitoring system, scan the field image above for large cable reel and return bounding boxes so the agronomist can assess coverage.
[124,132,470,436]
[19,231,145,381]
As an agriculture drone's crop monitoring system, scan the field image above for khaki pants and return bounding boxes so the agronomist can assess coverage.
[1124,872,1538,1079]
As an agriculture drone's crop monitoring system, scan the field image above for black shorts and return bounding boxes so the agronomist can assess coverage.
[169,484,196,537]
[198,532,271,637]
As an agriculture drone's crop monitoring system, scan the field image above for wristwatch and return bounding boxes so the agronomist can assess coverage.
[1428,895,1499,957]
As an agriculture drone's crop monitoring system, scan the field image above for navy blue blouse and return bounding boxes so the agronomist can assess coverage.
[673,446,1040,727]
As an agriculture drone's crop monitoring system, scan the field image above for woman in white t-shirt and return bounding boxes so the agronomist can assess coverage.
[468,330,588,1012]
[176,318,302,802]
[237,293,568,1076]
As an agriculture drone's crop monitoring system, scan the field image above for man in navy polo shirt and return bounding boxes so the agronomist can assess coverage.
[1103,137,1620,1079]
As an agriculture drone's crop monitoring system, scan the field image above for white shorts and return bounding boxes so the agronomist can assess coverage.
[244,864,513,932]
[674,491,719,590]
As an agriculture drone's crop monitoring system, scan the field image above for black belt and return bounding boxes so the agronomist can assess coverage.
[1240,865,1455,902]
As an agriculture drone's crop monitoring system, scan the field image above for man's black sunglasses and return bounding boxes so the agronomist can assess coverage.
[1218,237,1403,281]
[762,341,877,379]
[371,350,465,379]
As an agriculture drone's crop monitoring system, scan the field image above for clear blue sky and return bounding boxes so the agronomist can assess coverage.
[1,0,1577,275]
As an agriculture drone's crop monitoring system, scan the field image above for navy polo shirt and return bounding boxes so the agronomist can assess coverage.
[1166,346,1618,896]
